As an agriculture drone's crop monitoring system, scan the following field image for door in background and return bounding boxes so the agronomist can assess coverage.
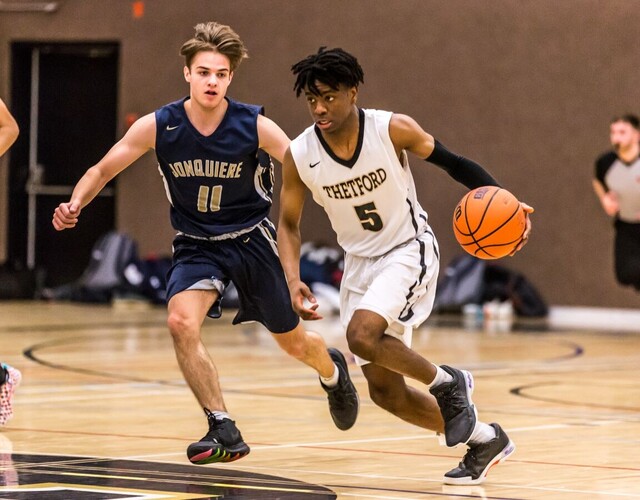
[9,42,119,288]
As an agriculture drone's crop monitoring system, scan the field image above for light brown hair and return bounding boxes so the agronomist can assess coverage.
[180,22,248,71]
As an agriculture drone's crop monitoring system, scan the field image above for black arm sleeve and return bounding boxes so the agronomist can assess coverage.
[426,139,501,189]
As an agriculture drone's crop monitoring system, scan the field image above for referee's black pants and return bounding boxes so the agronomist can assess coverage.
[614,219,640,291]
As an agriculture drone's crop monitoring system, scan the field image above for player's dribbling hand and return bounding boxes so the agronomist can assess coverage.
[52,200,81,231]
[288,279,323,321]
[511,202,534,255]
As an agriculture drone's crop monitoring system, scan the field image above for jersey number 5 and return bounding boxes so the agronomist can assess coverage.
[197,185,222,212]
[354,202,383,232]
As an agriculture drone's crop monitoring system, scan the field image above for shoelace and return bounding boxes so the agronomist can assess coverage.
[201,407,226,440]
[334,376,357,406]
[435,381,467,420]
[461,447,478,468]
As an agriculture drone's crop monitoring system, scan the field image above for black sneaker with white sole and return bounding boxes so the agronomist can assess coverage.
[187,409,250,464]
[429,365,477,447]
[444,423,515,485]
[321,348,359,430]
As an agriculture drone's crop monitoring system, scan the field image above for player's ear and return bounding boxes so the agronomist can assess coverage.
[350,86,358,104]
[183,66,191,83]
[229,71,234,83]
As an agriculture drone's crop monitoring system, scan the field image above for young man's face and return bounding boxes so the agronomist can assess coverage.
[184,50,233,109]
[610,120,640,152]
[304,82,357,134]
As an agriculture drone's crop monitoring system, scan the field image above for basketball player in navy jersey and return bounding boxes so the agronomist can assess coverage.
[52,24,358,465]
[593,114,640,291]
[278,48,533,485]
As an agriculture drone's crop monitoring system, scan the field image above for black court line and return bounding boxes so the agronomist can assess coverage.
[510,381,640,412]
[23,334,178,386]
[0,453,336,499]
[21,333,372,406]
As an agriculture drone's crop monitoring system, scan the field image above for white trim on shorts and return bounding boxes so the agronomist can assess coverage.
[176,220,262,241]
[187,278,226,295]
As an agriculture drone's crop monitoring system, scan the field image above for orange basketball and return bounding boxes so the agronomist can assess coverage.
[453,186,526,260]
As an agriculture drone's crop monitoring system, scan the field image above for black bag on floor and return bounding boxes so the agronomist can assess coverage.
[46,231,139,303]
[434,254,548,318]
[483,265,548,317]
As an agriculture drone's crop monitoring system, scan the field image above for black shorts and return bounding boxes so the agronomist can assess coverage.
[166,219,300,333]
[613,219,640,289]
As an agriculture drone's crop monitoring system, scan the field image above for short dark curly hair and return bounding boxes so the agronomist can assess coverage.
[291,47,364,97]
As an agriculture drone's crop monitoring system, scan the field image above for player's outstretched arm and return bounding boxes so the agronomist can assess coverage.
[277,147,322,321]
[52,113,156,231]
[390,113,533,253]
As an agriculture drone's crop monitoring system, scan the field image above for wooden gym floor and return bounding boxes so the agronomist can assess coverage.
[0,300,639,499]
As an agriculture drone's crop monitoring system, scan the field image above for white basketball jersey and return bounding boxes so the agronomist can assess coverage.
[290,108,429,257]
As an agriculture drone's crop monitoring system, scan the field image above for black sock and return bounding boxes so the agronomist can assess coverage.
[0,366,6,385]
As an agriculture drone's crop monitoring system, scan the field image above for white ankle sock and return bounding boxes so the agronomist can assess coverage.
[469,422,497,444]
[428,364,454,388]
[320,364,339,387]
[212,411,230,421]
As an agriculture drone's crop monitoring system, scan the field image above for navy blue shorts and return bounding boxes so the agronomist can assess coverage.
[166,219,300,334]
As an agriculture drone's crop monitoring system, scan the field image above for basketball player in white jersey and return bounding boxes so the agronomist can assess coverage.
[278,47,533,485]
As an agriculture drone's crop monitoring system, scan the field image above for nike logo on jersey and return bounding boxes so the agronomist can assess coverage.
[166,125,180,131]
[310,161,320,168]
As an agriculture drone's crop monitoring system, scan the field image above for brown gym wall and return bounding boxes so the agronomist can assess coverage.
[1,0,638,308]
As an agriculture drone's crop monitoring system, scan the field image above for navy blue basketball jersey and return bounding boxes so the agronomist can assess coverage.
[155,97,274,238]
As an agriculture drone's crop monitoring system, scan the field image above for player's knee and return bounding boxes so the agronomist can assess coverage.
[346,326,375,361]
[167,312,199,341]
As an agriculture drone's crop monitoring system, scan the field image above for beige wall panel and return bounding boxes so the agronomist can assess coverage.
[1,1,639,307]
